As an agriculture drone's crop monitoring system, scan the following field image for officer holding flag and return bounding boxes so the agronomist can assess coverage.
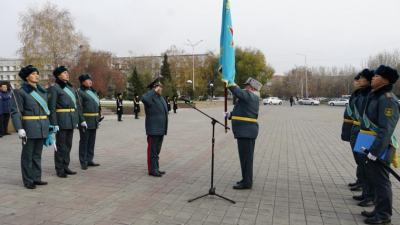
[224,78,260,189]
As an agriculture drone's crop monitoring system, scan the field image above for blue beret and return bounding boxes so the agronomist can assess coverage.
[374,65,399,84]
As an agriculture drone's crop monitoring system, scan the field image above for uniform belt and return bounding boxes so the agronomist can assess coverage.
[360,129,376,136]
[22,116,47,120]
[231,116,257,122]
[343,119,354,123]
[83,113,99,116]
[56,108,75,112]
[353,121,361,126]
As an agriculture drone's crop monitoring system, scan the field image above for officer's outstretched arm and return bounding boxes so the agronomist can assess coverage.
[141,89,157,107]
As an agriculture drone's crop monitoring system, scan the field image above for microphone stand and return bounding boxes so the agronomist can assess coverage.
[185,101,236,204]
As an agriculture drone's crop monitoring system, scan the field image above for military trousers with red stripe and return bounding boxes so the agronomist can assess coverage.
[147,135,164,174]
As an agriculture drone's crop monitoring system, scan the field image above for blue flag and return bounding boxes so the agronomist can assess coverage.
[219,0,236,86]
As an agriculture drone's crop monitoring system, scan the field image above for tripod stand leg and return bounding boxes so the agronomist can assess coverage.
[215,193,236,204]
[188,193,209,202]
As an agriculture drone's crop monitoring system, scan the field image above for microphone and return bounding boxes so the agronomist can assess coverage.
[180,96,193,103]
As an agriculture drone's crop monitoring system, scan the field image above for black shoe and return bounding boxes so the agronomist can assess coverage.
[33,181,48,185]
[4,132,11,135]
[233,184,251,190]
[237,180,243,184]
[81,165,88,170]
[350,186,363,191]
[358,199,375,207]
[57,171,68,178]
[353,195,365,201]
[24,183,36,189]
[149,172,162,177]
[364,217,391,224]
[64,168,77,175]
[362,211,377,218]
[348,182,358,187]
[158,170,165,174]
[87,162,100,166]
[0,135,3,138]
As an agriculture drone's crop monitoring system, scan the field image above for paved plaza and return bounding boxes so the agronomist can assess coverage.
[1,102,400,225]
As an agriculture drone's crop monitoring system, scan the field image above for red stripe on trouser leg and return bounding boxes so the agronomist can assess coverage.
[147,136,152,173]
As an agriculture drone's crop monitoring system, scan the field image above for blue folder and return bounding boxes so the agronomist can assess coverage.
[353,132,387,160]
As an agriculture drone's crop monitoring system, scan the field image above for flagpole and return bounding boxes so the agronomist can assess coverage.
[224,87,227,133]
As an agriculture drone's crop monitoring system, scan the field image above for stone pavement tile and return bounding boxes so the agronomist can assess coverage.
[322,216,341,224]
[340,219,358,225]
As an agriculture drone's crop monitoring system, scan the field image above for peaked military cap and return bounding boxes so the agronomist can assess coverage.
[374,65,400,84]
[244,77,262,91]
[147,77,163,89]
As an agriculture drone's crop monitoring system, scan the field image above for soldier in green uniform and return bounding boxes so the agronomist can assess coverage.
[342,73,361,190]
[350,69,374,206]
[360,65,400,224]
[77,74,101,170]
[11,65,50,189]
[47,66,79,178]
[224,77,260,189]
[142,77,168,177]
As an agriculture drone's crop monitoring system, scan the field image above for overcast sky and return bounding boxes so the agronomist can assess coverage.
[2,0,400,75]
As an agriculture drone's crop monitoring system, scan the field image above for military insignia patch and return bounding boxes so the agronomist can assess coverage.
[385,108,393,116]
[386,92,393,98]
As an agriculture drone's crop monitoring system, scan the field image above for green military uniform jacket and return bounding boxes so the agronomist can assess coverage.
[228,86,259,139]
[141,89,168,135]
[47,79,80,129]
[350,86,372,146]
[11,82,50,139]
[77,85,100,129]
[362,84,400,163]
[341,89,360,142]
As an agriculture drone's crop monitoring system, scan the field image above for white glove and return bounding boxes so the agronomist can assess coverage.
[118,108,120,111]
[367,153,377,161]
[18,129,26,139]
[223,111,231,118]
[54,126,59,131]
[81,121,88,128]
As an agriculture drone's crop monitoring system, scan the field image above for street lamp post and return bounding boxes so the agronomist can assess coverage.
[296,53,308,97]
[184,39,203,90]
[210,83,214,101]
[187,80,192,100]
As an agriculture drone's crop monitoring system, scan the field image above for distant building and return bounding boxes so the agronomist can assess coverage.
[0,58,53,88]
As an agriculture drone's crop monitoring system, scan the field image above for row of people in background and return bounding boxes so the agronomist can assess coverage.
[116,93,178,121]
[11,65,101,189]
[341,65,399,224]
[0,83,12,137]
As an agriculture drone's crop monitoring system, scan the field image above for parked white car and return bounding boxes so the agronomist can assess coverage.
[298,98,320,105]
[263,97,283,105]
[328,99,349,106]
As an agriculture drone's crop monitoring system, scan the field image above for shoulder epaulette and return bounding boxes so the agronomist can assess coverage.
[386,92,393,98]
